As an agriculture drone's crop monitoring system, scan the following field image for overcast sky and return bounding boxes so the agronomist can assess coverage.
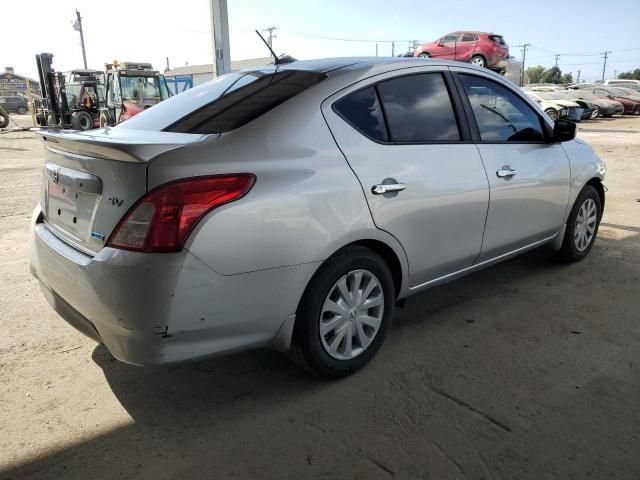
[3,0,640,82]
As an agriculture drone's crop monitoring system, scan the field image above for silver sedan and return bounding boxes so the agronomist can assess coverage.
[30,58,606,377]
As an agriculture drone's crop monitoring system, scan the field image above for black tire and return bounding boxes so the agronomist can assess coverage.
[290,245,395,377]
[418,52,431,58]
[46,114,57,127]
[71,111,94,131]
[17,107,27,115]
[556,185,602,262]
[602,114,613,118]
[0,112,8,129]
[591,106,600,119]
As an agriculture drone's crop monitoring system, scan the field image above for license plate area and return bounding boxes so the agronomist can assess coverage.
[45,181,99,242]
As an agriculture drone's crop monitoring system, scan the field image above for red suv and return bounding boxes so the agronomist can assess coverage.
[414,31,509,73]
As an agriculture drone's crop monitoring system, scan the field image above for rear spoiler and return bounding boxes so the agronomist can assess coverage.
[37,127,210,163]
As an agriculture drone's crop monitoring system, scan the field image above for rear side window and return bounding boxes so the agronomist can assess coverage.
[334,87,388,142]
[461,34,478,42]
[460,74,545,142]
[489,35,507,46]
[165,70,326,134]
[377,73,461,142]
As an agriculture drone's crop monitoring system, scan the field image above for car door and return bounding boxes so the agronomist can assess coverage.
[455,33,480,61]
[453,68,570,261]
[322,67,489,286]
[431,34,460,60]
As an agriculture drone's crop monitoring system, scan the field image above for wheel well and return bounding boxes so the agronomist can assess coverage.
[351,240,403,298]
[586,177,605,211]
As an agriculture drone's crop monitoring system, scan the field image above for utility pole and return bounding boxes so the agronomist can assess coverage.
[554,54,560,68]
[375,43,379,57]
[391,41,395,57]
[601,51,611,83]
[209,0,231,77]
[72,10,87,69]
[262,26,278,48]
[520,43,531,87]
[614,70,617,79]
[577,69,581,83]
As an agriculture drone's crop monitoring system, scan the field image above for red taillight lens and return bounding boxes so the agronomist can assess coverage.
[107,174,255,252]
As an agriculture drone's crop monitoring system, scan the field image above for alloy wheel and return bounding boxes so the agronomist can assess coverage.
[470,56,486,67]
[574,198,597,252]
[319,269,384,360]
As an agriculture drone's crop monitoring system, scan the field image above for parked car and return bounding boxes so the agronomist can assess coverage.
[414,31,509,73]
[30,58,606,377]
[522,90,569,121]
[589,86,640,114]
[561,89,624,118]
[0,95,29,114]
[604,79,640,93]
[528,89,596,120]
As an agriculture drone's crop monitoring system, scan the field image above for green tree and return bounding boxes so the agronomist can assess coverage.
[618,68,640,80]
[527,65,545,83]
[560,72,573,84]
[542,66,562,84]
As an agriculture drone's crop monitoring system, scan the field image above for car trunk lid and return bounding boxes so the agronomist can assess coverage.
[39,128,209,255]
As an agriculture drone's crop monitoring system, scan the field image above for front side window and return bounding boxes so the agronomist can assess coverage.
[333,86,388,142]
[377,73,461,142]
[460,74,545,142]
[441,34,459,44]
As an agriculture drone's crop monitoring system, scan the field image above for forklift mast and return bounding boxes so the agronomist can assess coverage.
[35,53,69,125]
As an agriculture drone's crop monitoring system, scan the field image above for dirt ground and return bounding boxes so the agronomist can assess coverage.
[1,113,639,480]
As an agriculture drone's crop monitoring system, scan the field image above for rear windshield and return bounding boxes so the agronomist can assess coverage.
[489,35,507,46]
[119,69,326,133]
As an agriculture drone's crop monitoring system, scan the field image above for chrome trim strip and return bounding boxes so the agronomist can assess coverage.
[409,234,557,291]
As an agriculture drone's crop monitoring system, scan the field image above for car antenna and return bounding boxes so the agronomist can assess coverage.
[256,29,281,64]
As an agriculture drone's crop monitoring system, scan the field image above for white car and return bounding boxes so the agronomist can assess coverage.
[523,90,569,121]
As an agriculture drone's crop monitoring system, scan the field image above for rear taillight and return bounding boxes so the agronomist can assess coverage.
[107,174,255,252]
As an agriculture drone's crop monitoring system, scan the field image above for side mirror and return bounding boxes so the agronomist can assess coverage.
[552,119,576,142]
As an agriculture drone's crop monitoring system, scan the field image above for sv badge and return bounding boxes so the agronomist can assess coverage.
[107,196,124,207]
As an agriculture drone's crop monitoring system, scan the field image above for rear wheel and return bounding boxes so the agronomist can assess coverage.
[290,246,395,377]
[557,185,602,262]
[418,52,431,58]
[545,108,559,121]
[470,55,487,68]
[71,111,93,131]
[17,106,27,115]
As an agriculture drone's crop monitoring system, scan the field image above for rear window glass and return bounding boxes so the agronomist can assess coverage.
[164,70,326,134]
[461,34,478,42]
[333,86,388,142]
[489,35,507,46]
[118,69,326,133]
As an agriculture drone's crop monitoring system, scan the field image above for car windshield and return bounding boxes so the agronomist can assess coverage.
[608,88,628,96]
[119,76,161,102]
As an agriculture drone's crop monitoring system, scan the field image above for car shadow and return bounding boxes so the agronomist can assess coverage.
[3,229,640,480]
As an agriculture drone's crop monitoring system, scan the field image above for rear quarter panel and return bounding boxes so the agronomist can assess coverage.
[147,87,409,289]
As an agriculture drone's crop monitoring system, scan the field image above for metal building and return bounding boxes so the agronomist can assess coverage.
[0,67,41,97]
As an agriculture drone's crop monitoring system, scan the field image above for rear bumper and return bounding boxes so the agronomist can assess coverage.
[29,205,317,365]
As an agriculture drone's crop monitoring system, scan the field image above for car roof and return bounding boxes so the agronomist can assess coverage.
[239,56,482,77]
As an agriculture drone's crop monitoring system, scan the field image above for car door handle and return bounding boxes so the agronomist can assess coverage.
[371,183,406,195]
[496,167,517,178]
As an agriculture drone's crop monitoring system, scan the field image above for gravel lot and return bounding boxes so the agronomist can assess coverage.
[1,114,639,480]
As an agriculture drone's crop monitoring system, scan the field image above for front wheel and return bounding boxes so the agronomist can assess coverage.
[545,108,559,121]
[290,246,395,377]
[591,106,600,119]
[556,185,602,262]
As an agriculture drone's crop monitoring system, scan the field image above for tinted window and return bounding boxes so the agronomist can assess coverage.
[164,70,326,134]
[334,86,388,142]
[460,75,545,142]
[442,34,459,43]
[377,73,461,142]
[461,34,478,42]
